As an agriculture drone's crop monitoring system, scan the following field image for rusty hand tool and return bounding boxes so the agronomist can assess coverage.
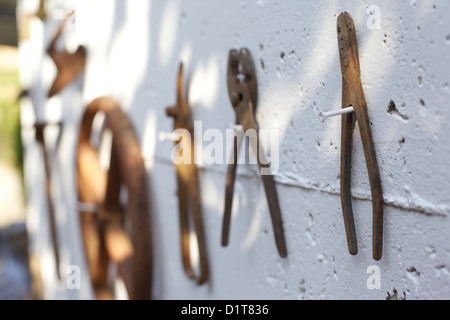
[34,121,63,280]
[337,12,384,261]
[77,97,153,300]
[19,91,63,280]
[47,12,86,98]
[221,48,287,258]
[166,63,210,285]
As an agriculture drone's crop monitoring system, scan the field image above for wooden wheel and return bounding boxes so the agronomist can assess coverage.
[76,97,152,300]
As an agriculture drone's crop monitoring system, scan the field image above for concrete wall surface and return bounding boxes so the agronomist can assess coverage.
[19,0,450,300]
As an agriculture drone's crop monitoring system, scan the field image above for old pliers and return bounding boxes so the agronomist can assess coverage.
[337,12,384,260]
[222,48,287,258]
[166,63,210,285]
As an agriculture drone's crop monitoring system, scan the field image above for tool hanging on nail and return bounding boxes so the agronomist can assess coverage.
[166,63,210,285]
[222,48,287,258]
[77,97,153,299]
[47,11,86,98]
[19,92,63,280]
[34,121,63,279]
[336,12,384,260]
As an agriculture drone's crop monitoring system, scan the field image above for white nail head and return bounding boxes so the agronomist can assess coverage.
[319,106,355,123]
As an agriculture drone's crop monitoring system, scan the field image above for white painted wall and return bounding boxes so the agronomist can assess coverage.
[20,0,450,300]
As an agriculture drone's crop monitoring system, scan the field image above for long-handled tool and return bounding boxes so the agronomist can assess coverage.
[34,122,63,279]
[337,12,384,260]
[18,90,63,280]
[222,48,287,258]
[166,63,210,285]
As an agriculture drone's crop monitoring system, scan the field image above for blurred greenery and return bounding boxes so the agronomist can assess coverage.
[0,71,23,175]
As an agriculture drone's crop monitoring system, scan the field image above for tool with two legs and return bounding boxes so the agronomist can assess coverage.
[222,48,287,258]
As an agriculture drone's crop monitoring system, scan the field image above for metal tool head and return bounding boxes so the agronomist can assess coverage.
[227,48,258,113]
[337,12,361,82]
[166,63,193,132]
[165,64,210,285]
[47,12,86,98]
